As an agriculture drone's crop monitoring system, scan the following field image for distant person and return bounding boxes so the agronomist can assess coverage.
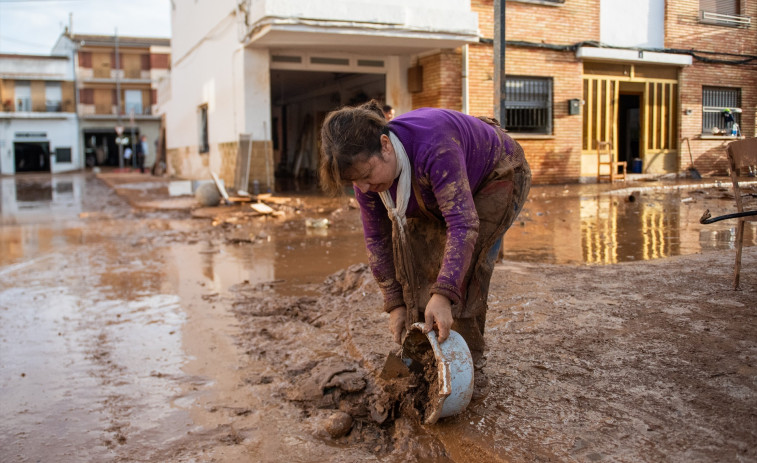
[123,146,133,169]
[136,135,148,173]
[382,104,395,121]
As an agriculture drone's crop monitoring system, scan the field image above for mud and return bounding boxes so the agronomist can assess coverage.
[1,172,756,462]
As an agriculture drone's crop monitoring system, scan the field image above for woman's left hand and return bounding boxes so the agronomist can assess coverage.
[424,294,453,343]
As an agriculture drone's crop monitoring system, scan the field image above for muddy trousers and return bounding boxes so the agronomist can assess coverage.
[397,157,532,366]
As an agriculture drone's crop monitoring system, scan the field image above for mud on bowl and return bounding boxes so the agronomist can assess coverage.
[401,322,474,424]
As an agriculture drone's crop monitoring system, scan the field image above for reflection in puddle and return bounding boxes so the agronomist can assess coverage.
[503,189,755,265]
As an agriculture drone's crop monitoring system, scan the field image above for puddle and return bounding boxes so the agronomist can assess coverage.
[502,188,755,265]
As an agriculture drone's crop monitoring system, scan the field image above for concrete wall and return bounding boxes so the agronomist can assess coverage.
[0,115,79,174]
[600,0,665,48]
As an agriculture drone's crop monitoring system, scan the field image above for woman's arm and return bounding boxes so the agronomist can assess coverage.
[421,146,480,307]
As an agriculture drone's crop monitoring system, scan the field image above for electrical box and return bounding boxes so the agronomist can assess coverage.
[568,99,581,115]
[407,65,423,93]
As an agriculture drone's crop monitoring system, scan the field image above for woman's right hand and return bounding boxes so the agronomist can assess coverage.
[389,306,407,344]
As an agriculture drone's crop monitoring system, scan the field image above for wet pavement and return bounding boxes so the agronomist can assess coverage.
[1,171,755,462]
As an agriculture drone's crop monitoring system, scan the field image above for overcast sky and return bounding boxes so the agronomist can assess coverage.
[0,0,171,55]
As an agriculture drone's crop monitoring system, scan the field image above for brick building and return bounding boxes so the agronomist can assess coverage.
[166,0,755,189]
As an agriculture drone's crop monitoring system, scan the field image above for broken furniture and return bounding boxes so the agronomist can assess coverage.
[596,141,627,183]
[699,137,757,289]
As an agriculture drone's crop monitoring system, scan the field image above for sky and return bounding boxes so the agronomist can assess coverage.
[0,0,171,55]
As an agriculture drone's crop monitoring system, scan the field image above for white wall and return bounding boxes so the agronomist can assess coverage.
[0,116,79,174]
[0,55,73,80]
[600,0,665,48]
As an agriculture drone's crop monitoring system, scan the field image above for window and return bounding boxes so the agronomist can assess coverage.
[198,104,209,153]
[702,86,741,135]
[699,0,750,26]
[15,81,31,112]
[55,147,72,163]
[124,90,143,115]
[504,76,553,134]
[45,82,62,112]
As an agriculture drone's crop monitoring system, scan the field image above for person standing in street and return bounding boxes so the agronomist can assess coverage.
[135,135,148,173]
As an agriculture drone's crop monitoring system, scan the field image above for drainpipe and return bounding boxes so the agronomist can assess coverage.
[462,44,469,115]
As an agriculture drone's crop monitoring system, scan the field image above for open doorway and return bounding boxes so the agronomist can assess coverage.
[270,69,386,190]
[618,93,641,168]
[14,142,50,172]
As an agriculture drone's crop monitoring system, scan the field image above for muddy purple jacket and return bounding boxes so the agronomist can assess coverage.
[355,108,523,311]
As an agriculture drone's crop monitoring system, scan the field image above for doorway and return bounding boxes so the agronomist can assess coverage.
[270,69,386,188]
[14,142,50,172]
[618,94,641,167]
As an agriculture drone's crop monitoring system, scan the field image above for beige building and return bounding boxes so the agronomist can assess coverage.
[52,32,170,169]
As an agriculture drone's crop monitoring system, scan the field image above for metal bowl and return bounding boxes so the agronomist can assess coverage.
[402,322,474,424]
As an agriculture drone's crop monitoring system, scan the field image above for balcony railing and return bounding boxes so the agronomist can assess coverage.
[700,10,751,27]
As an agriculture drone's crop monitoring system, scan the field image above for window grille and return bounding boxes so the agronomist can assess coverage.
[505,76,553,134]
[702,86,741,135]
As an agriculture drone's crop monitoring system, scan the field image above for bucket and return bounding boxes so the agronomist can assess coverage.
[631,158,643,174]
[401,322,474,424]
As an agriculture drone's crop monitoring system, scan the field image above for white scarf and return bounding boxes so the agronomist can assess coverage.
[378,131,411,236]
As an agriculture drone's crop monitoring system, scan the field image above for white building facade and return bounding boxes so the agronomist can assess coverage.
[166,0,479,191]
[0,54,80,175]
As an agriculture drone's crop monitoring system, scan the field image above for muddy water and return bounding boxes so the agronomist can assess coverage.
[502,183,756,264]
[0,174,377,462]
[1,173,754,462]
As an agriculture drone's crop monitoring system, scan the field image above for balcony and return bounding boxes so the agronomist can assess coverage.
[699,10,751,27]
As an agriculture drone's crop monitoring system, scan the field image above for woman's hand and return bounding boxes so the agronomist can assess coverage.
[424,294,453,343]
[388,306,407,344]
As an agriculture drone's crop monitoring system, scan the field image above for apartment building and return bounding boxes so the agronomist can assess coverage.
[0,53,78,174]
[165,0,755,190]
[52,32,170,169]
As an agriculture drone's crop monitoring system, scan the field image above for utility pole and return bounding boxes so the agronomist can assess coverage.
[115,28,124,169]
[494,0,506,127]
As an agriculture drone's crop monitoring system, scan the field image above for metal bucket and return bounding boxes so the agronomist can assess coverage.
[402,322,474,424]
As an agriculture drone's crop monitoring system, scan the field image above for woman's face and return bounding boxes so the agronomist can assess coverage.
[349,134,397,193]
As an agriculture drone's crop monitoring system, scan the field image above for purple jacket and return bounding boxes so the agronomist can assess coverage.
[355,108,523,310]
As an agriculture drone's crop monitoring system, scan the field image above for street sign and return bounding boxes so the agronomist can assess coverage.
[115,125,124,136]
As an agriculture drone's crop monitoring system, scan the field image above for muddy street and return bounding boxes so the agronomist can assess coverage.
[1,172,756,462]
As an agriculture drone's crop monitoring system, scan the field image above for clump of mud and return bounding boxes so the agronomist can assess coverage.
[228,264,452,460]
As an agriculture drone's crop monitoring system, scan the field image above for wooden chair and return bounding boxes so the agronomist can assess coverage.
[727,137,757,289]
[596,141,627,183]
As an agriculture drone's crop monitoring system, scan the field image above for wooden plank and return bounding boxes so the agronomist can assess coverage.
[668,83,675,151]
[651,83,658,150]
[643,82,650,152]
[660,84,667,150]
[612,80,619,162]
[586,78,594,151]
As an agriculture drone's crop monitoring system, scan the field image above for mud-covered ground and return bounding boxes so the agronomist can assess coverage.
[1,172,755,462]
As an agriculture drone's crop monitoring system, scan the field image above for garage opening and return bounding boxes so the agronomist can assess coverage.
[14,142,50,173]
[84,129,141,167]
[270,69,386,190]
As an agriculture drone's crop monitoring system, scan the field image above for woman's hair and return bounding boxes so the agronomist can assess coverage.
[319,99,387,195]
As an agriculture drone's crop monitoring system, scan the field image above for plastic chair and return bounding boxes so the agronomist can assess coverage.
[596,141,627,183]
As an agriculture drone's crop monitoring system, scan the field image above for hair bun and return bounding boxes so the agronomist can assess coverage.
[359,99,385,118]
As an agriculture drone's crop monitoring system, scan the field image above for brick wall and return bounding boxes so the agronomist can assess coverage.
[412,0,756,182]
[667,0,757,175]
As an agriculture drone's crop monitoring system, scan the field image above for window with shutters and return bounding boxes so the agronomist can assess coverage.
[15,81,31,112]
[702,86,742,136]
[699,0,751,26]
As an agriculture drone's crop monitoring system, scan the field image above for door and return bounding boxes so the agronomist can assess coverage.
[14,142,50,172]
